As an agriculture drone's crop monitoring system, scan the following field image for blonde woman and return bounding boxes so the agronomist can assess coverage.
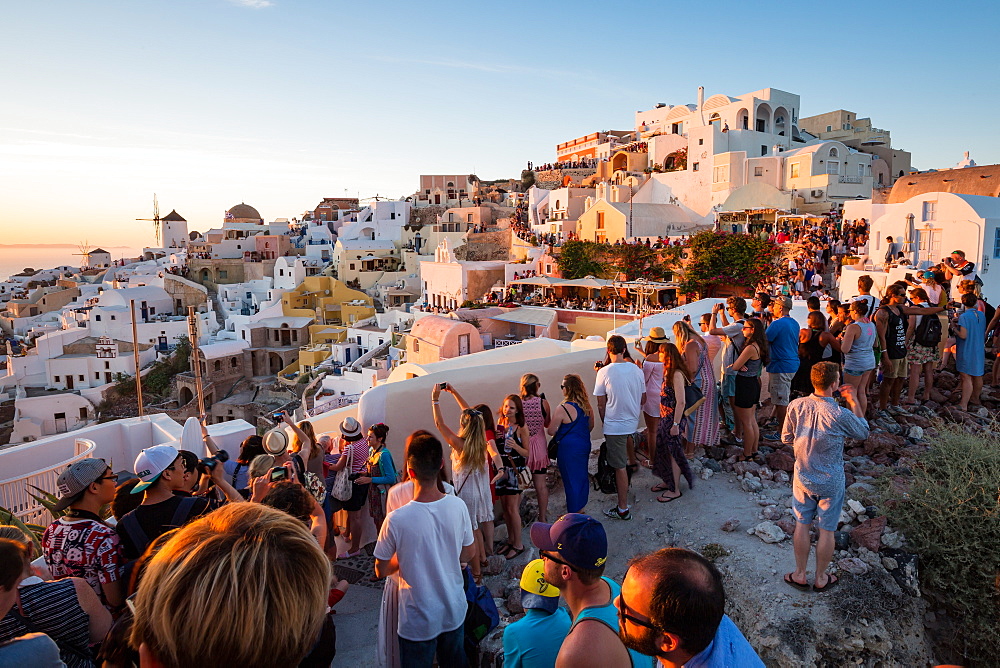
[674,319,720,454]
[546,374,595,513]
[280,413,325,480]
[519,374,552,523]
[432,383,503,582]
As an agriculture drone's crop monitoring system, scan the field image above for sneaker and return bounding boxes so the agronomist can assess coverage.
[604,506,632,521]
[762,431,781,441]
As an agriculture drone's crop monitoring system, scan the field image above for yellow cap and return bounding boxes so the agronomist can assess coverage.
[519,559,559,598]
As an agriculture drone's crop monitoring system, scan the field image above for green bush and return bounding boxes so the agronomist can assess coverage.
[881,422,1000,663]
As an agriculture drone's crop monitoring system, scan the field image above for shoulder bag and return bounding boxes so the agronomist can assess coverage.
[547,405,572,460]
[683,381,705,417]
[330,445,354,502]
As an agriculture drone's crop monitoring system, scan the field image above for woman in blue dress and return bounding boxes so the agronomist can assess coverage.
[954,292,986,411]
[546,374,595,514]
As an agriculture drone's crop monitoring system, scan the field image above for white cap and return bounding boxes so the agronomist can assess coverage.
[131,445,179,494]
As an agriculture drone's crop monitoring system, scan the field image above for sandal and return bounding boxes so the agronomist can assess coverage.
[813,573,839,592]
[656,491,682,503]
[784,572,810,592]
[651,483,669,493]
[505,546,527,560]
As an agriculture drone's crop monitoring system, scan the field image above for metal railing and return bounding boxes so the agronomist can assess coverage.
[0,438,96,525]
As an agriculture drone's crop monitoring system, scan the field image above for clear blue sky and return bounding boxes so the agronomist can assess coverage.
[1,0,996,247]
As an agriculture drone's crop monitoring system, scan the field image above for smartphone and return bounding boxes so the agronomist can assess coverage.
[272,412,283,421]
[436,382,447,390]
[269,467,288,482]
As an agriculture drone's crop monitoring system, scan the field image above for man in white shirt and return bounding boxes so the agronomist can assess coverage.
[374,432,475,667]
[594,335,645,522]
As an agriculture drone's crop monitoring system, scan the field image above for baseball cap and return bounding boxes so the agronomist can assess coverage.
[131,445,179,494]
[519,559,560,613]
[922,271,935,279]
[530,513,608,571]
[52,458,111,511]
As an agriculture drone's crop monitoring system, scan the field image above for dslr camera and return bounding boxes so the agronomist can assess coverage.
[197,449,230,475]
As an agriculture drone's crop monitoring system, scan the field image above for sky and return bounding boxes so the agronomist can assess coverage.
[1,0,997,249]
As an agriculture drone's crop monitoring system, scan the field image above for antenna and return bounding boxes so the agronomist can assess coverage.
[136,194,162,246]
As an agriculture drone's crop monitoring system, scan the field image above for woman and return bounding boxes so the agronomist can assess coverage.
[729,318,769,460]
[222,434,265,496]
[546,374,595,514]
[792,312,840,396]
[495,394,530,559]
[325,417,371,559]
[638,329,668,467]
[651,343,694,502]
[674,319,720,453]
[473,402,498,557]
[432,384,503,581]
[519,374,552,523]
[840,300,877,416]
[904,287,940,404]
[826,300,844,337]
[282,413,325,480]
[0,533,111,668]
[355,423,398,535]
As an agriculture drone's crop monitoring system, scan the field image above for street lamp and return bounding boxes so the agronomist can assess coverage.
[612,277,658,339]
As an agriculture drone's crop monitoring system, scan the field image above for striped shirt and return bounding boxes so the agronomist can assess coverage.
[0,578,93,667]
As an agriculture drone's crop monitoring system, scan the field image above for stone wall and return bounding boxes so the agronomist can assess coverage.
[456,229,512,262]
[532,168,597,190]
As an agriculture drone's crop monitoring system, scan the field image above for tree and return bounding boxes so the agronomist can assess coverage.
[556,240,605,279]
[677,230,779,297]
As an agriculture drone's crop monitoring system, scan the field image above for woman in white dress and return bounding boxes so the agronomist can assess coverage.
[431,383,503,583]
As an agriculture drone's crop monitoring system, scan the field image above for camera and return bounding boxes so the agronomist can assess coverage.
[197,449,230,475]
[269,467,288,482]
[436,382,448,390]
[348,472,362,481]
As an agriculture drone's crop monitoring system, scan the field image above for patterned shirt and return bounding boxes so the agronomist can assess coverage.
[781,395,869,497]
[42,517,123,607]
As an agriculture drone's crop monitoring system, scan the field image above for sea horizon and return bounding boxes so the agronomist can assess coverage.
[0,244,142,282]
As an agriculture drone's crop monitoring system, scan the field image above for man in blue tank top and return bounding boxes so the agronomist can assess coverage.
[530,514,653,668]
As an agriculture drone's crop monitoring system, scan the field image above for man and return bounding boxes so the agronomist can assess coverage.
[0,539,65,666]
[953,292,986,412]
[116,444,244,560]
[851,275,878,318]
[503,559,572,668]
[709,298,748,439]
[942,249,976,283]
[782,362,869,592]
[529,514,643,668]
[763,296,799,440]
[882,236,897,268]
[618,548,763,667]
[42,458,124,611]
[374,432,474,667]
[594,335,645,521]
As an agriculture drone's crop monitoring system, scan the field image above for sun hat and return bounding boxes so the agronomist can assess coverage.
[646,327,668,343]
[530,513,608,571]
[52,458,110,511]
[339,417,363,442]
[263,429,289,456]
[519,558,560,613]
[131,445,180,494]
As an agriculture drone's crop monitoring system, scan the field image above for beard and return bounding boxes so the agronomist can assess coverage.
[619,624,664,658]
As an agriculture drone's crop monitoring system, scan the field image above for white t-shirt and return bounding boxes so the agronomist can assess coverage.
[593,361,644,436]
[373,494,473,641]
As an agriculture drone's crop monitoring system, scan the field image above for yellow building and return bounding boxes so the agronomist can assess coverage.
[278,276,375,378]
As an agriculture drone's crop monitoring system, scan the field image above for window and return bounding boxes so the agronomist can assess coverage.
[95,315,101,321]
[390,212,396,220]
[230,358,238,368]
[994,228,1000,258]
[826,161,840,175]
[95,373,100,380]
[413,339,420,352]
[922,201,936,221]
[350,264,355,270]
[79,375,84,381]
[826,125,832,132]
[110,316,116,321]
[790,163,800,178]
[754,167,764,177]
[54,376,60,382]
[692,162,700,171]
[858,163,865,177]
[218,270,228,279]
[829,147,839,158]
[54,412,66,421]
[698,138,704,145]
[761,145,768,156]
[104,361,110,369]
[79,407,87,420]
[467,214,473,222]
[843,123,852,130]
[597,212,605,229]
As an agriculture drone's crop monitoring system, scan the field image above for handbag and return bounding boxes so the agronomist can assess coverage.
[683,382,705,417]
[516,468,532,488]
[547,405,572,460]
[330,443,354,502]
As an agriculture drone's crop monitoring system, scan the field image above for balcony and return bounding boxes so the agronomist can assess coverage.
[839,176,864,184]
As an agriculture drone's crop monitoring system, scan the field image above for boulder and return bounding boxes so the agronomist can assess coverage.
[936,370,958,390]
[733,460,762,476]
[776,519,796,536]
[765,450,795,473]
[505,588,523,615]
[906,425,924,440]
[774,470,790,484]
[753,521,786,543]
[703,458,722,473]
[700,468,714,480]
[761,505,783,520]
[837,557,869,575]
[721,517,741,532]
[741,476,763,493]
[851,516,887,552]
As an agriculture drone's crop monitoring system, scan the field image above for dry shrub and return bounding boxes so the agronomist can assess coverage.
[881,421,1000,663]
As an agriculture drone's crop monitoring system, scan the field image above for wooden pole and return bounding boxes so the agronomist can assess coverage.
[129,299,145,417]
[187,306,206,423]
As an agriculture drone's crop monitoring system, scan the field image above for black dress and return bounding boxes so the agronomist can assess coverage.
[792,329,825,396]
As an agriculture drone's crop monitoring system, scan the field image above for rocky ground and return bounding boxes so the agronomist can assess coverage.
[335,369,998,666]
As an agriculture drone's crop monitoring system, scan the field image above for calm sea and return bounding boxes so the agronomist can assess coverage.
[0,246,141,282]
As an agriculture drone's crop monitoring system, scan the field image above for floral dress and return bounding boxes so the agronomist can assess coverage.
[686,340,720,447]
[654,371,694,493]
[522,395,549,473]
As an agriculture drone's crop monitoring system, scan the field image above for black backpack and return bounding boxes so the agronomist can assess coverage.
[592,442,617,494]
[914,312,942,347]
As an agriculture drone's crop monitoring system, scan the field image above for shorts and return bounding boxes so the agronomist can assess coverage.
[721,374,736,399]
[883,356,907,379]
[734,375,760,409]
[906,343,939,365]
[768,372,795,407]
[604,433,633,470]
[844,366,875,378]
[792,482,845,532]
[342,482,370,512]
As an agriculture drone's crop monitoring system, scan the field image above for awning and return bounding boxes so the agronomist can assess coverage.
[489,307,556,327]
[508,276,566,287]
[558,277,611,289]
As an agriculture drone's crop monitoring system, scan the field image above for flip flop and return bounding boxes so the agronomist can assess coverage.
[784,572,810,592]
[651,483,670,492]
[812,573,839,592]
[656,491,682,503]
[505,546,527,560]
[639,458,653,469]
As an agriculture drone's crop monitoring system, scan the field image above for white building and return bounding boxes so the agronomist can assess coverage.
[337,200,411,243]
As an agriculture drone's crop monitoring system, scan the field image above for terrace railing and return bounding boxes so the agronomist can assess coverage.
[0,438,96,526]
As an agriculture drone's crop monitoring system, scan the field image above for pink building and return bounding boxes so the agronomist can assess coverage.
[405,315,483,365]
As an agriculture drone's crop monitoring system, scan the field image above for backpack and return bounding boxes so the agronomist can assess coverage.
[462,566,499,663]
[593,442,617,494]
[914,312,942,347]
[982,300,996,330]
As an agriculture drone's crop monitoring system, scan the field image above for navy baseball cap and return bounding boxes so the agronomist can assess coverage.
[530,513,608,570]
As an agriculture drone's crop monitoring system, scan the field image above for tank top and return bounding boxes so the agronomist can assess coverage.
[571,577,651,668]
[798,329,825,366]
[879,306,907,360]
[844,321,876,371]
[736,345,762,377]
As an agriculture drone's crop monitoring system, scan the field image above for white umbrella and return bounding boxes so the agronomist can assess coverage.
[180,416,206,456]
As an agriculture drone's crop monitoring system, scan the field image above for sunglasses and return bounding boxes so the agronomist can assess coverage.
[615,591,658,630]
[540,550,579,572]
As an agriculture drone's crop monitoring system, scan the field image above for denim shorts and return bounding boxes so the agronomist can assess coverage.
[843,366,874,378]
[792,482,845,532]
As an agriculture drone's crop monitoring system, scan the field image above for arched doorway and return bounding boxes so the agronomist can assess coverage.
[269,352,283,374]
[178,386,194,406]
